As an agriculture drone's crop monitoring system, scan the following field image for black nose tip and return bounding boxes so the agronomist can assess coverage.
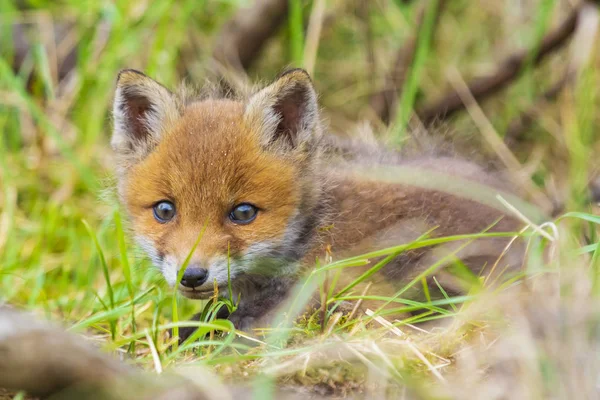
[180,266,208,288]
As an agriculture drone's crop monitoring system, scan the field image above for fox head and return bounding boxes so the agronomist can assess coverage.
[111,69,326,298]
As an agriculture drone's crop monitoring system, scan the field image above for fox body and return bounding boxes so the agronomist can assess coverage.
[112,69,524,330]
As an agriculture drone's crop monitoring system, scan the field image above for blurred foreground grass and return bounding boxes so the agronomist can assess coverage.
[1,0,600,398]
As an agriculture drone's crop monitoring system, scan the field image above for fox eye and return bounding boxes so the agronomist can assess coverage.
[229,203,258,225]
[153,201,176,223]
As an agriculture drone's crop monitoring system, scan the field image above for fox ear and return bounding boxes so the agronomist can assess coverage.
[111,69,180,165]
[244,69,320,151]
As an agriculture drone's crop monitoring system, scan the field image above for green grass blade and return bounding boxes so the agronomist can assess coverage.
[333,231,431,298]
[289,0,305,66]
[32,42,55,100]
[114,209,136,350]
[393,0,440,139]
[0,59,96,188]
[82,219,115,331]
[172,220,209,348]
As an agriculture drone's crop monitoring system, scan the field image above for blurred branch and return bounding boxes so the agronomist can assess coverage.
[505,2,599,147]
[0,306,206,400]
[416,5,580,125]
[370,0,448,125]
[212,0,289,73]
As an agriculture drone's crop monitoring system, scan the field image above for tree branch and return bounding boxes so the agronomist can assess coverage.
[416,6,579,124]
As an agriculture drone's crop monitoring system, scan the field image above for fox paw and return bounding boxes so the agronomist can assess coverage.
[227,313,256,333]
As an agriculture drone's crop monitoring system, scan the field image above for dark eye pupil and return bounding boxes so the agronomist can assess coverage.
[153,201,175,222]
[230,204,257,224]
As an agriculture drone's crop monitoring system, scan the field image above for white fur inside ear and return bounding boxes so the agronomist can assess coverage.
[244,90,282,147]
[111,76,180,165]
[244,74,320,150]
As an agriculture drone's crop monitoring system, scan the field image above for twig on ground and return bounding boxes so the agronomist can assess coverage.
[365,309,448,383]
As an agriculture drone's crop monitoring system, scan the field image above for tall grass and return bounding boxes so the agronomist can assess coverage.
[288,0,305,67]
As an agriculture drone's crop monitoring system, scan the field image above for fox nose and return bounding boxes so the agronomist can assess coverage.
[180,266,208,288]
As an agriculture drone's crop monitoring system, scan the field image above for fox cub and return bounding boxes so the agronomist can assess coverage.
[112,68,524,332]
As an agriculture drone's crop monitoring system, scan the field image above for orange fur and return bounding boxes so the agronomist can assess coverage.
[125,100,300,261]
